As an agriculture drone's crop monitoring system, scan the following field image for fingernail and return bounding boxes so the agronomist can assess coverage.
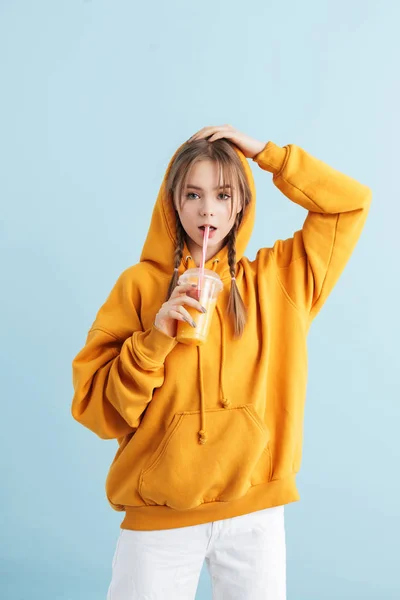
[191,284,197,288]
[191,320,197,328]
[201,307,207,313]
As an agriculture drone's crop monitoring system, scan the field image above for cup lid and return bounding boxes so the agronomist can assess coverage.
[179,267,223,291]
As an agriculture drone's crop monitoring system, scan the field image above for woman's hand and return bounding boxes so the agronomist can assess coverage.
[188,124,266,159]
[154,283,206,338]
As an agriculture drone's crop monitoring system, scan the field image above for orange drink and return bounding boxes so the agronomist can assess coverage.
[176,268,223,346]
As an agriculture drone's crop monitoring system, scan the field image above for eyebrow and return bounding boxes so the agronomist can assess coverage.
[185,184,233,191]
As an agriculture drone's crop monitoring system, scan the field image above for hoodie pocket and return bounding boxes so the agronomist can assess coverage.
[138,404,272,511]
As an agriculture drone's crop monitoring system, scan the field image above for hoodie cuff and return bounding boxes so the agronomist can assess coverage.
[132,325,178,368]
[252,141,288,175]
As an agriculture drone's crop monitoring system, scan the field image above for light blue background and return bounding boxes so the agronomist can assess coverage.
[1,1,399,598]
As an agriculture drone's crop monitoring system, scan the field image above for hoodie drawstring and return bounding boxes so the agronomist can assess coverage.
[197,306,229,445]
[216,305,230,409]
[183,255,229,445]
[196,258,230,444]
[197,346,208,444]
[212,261,230,411]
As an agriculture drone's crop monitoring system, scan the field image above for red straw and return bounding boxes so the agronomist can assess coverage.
[198,225,210,297]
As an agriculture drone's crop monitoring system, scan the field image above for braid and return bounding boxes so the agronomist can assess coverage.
[227,223,238,279]
[227,219,247,337]
[166,216,185,300]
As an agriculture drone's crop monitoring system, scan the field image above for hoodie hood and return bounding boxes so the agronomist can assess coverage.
[140,141,256,279]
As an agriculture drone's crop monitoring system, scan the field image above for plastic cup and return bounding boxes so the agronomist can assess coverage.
[176,268,223,346]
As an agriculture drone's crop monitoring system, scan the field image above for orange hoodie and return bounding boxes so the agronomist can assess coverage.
[71,140,372,531]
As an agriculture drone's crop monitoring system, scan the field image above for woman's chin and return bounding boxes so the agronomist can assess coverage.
[186,230,224,256]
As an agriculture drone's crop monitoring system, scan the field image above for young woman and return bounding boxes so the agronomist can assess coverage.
[71,125,372,599]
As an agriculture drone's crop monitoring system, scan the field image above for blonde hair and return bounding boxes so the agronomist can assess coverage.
[165,138,252,338]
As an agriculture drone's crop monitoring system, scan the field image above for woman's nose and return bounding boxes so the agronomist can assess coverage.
[200,198,215,216]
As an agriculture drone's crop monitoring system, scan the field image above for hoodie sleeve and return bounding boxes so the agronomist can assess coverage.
[71,268,178,440]
[252,141,372,321]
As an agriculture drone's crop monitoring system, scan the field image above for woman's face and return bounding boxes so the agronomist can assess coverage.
[175,159,242,259]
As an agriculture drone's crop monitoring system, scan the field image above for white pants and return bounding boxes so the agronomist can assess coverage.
[107,505,286,600]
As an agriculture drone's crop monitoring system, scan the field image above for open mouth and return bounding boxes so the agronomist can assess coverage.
[198,225,217,239]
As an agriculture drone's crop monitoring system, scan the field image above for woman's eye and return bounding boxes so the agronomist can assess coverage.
[185,192,230,200]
